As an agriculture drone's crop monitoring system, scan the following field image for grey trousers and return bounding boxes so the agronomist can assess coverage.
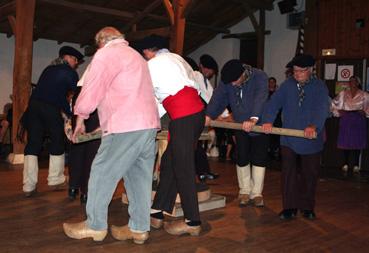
[86,129,157,232]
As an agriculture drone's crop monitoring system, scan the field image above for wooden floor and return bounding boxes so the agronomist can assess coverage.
[1,158,369,253]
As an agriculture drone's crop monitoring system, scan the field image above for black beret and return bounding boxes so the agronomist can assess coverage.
[200,54,218,73]
[221,59,245,84]
[139,34,169,51]
[290,54,315,68]
[59,46,84,62]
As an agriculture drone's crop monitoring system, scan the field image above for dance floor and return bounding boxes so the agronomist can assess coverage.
[1,158,369,253]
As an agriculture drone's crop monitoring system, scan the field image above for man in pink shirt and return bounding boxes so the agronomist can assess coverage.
[63,27,160,244]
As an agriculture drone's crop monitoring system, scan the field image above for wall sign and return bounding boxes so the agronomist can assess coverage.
[337,65,354,81]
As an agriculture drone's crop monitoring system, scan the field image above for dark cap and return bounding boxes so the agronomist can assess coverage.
[221,59,245,84]
[200,54,218,73]
[290,54,315,68]
[59,46,84,62]
[138,34,169,51]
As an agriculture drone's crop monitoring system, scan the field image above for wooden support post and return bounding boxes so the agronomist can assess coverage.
[11,0,35,163]
[170,0,190,54]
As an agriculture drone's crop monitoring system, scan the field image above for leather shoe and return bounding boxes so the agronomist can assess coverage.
[252,196,264,207]
[63,220,107,241]
[302,210,316,220]
[50,181,67,191]
[239,194,250,206]
[68,188,79,200]
[150,217,163,229]
[206,172,219,180]
[80,194,87,204]
[279,209,297,220]
[164,220,201,236]
[111,225,148,244]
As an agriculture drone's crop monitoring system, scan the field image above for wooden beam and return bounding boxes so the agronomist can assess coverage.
[39,0,229,34]
[183,0,197,18]
[257,9,265,69]
[222,30,271,39]
[126,27,171,41]
[163,0,174,25]
[231,0,275,11]
[13,0,36,155]
[170,0,190,54]
[122,0,162,32]
[7,15,16,37]
[0,1,15,21]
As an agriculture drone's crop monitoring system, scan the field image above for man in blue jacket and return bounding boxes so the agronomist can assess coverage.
[206,59,269,207]
[262,54,329,220]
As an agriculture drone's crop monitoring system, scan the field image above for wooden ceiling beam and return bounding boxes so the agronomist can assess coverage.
[222,30,271,39]
[163,0,174,25]
[7,15,16,37]
[231,0,275,11]
[123,0,162,32]
[39,0,229,34]
[0,1,15,21]
[126,26,171,41]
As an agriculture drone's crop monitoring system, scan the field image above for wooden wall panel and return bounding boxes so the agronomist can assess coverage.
[317,0,369,59]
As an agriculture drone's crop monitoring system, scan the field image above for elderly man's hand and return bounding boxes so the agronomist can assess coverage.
[262,123,273,134]
[304,125,317,139]
[242,118,257,132]
[205,115,212,127]
[72,116,86,143]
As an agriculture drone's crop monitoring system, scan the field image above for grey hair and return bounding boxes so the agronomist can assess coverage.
[95,27,125,47]
[49,57,68,66]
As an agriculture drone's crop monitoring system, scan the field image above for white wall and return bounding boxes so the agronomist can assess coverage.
[0,33,90,111]
[189,0,305,86]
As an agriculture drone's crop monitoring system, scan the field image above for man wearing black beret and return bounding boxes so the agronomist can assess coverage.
[262,54,329,220]
[22,45,83,197]
[206,59,269,207]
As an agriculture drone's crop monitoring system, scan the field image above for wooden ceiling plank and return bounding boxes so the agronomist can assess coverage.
[163,0,174,25]
[183,0,197,18]
[123,0,162,32]
[38,0,134,19]
[7,15,15,37]
[231,0,274,11]
[126,26,171,41]
[0,0,15,21]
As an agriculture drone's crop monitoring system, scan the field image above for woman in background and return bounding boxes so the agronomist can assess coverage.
[331,76,369,173]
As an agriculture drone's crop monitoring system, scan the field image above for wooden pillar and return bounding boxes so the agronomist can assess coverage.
[169,0,190,55]
[11,0,35,162]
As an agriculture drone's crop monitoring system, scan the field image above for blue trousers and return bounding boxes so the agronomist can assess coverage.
[86,129,157,232]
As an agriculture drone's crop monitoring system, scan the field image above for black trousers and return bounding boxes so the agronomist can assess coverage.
[68,110,100,194]
[195,144,210,175]
[280,146,321,210]
[152,110,204,221]
[234,131,268,167]
[25,99,65,155]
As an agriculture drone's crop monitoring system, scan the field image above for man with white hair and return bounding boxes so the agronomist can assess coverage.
[63,27,160,244]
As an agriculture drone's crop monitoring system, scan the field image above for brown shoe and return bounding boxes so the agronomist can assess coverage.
[63,221,107,241]
[111,225,148,244]
[164,220,201,236]
[150,217,163,229]
[239,194,250,206]
[252,196,264,207]
[24,189,37,198]
[50,181,67,191]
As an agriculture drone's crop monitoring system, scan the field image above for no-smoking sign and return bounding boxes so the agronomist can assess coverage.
[337,65,353,81]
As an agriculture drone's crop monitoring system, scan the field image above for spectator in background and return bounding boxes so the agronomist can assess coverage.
[267,77,281,161]
[331,76,369,173]
[185,55,219,181]
[0,95,13,157]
